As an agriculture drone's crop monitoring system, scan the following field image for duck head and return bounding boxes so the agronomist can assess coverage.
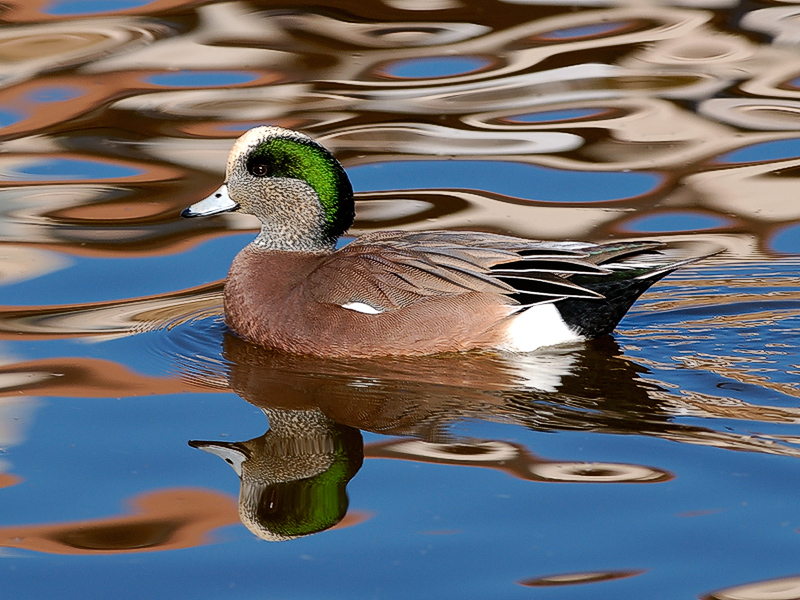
[182,126,355,251]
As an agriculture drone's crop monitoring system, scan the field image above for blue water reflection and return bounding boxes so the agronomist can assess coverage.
[717,138,800,164]
[45,0,149,15]
[0,109,23,128]
[217,122,269,132]
[5,391,800,599]
[144,71,259,88]
[624,212,730,233]
[3,159,142,181]
[349,160,661,203]
[27,86,83,104]
[384,56,491,79]
[505,108,605,123]
[538,21,630,40]
[771,222,800,253]
[0,233,247,305]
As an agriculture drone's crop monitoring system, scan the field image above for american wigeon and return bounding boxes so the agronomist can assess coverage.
[182,126,712,357]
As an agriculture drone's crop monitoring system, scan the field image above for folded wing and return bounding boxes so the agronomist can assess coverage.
[307,230,676,313]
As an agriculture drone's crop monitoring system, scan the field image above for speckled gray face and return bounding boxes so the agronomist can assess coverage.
[239,129,354,243]
[182,126,355,251]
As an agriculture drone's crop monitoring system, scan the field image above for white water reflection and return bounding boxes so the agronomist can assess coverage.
[705,575,800,600]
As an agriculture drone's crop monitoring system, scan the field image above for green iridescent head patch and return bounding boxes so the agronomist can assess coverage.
[246,135,354,242]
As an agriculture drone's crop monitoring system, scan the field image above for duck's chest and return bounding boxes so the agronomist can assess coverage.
[223,247,326,348]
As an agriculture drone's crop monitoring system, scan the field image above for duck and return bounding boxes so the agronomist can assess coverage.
[182,125,713,358]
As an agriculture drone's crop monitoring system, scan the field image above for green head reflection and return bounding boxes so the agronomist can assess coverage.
[190,409,363,542]
[251,433,360,540]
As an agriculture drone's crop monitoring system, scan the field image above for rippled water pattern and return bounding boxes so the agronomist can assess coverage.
[2,1,800,598]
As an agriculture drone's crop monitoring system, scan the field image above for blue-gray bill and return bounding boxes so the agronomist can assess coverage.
[181,184,238,218]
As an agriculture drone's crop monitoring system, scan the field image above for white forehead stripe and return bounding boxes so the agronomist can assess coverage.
[228,126,315,173]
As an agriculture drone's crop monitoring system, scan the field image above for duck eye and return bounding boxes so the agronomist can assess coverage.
[249,162,270,177]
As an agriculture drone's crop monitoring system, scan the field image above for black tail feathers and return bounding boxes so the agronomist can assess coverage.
[555,241,721,337]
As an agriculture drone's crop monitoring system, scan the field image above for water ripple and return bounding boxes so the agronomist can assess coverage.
[518,569,646,587]
[0,281,222,339]
[0,17,172,83]
[322,122,582,155]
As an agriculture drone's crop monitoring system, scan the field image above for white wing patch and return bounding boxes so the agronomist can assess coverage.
[341,301,385,315]
[499,302,583,352]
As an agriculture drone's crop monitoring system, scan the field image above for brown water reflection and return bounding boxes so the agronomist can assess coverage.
[207,333,800,457]
[0,488,238,555]
[518,568,646,587]
[0,1,799,259]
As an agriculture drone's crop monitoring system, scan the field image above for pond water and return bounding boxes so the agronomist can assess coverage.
[2,1,800,598]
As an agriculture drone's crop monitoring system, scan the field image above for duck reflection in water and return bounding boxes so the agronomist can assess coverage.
[187,332,679,541]
[190,412,362,542]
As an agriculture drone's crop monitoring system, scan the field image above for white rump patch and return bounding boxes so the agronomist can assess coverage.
[499,302,583,352]
[341,302,385,315]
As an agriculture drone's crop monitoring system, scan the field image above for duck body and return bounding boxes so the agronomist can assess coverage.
[225,242,519,357]
[183,126,713,358]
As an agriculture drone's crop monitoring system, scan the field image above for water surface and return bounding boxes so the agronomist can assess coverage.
[1,1,800,599]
